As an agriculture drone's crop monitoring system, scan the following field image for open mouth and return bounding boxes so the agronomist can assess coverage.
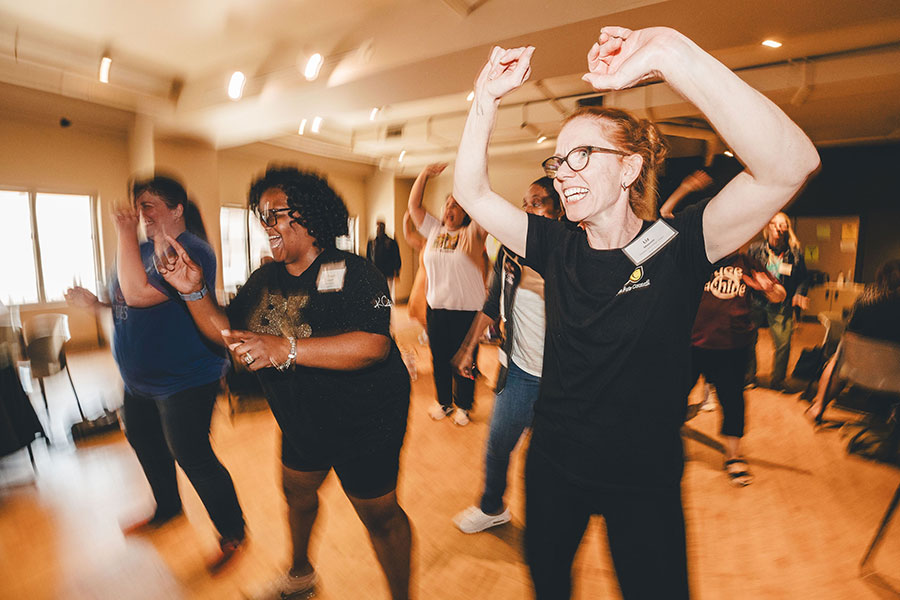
[269,233,283,250]
[563,187,589,204]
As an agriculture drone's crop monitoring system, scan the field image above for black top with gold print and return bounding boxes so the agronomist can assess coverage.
[227,248,410,461]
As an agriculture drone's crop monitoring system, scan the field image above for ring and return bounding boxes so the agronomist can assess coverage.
[243,353,255,365]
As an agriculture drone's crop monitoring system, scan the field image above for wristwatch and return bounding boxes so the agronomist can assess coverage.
[179,284,208,302]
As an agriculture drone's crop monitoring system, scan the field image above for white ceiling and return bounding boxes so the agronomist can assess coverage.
[1,0,899,175]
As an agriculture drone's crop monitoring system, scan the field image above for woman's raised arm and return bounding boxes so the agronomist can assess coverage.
[452,46,534,257]
[582,27,819,262]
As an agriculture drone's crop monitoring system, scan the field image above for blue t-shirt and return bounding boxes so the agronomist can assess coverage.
[110,231,228,397]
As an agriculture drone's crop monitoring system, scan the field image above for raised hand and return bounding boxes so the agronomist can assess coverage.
[64,286,99,310]
[742,270,774,293]
[222,329,291,372]
[157,234,205,294]
[112,202,139,233]
[475,46,535,104]
[582,26,676,91]
[424,163,448,178]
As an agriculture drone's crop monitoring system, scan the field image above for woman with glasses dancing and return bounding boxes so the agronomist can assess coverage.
[453,27,819,599]
[155,167,412,600]
[65,175,245,571]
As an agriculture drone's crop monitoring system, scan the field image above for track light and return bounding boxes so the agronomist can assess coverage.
[228,71,246,100]
[399,150,406,162]
[298,119,307,135]
[761,40,782,48]
[311,116,322,133]
[369,107,380,121]
[537,135,547,144]
[99,54,112,83]
[305,53,324,81]
[466,91,474,102]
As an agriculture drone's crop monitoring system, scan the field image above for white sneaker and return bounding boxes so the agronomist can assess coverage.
[452,408,470,426]
[245,570,318,600]
[453,506,512,533]
[428,402,452,420]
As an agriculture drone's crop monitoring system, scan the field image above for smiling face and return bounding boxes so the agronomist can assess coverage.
[552,116,632,224]
[259,188,318,269]
[442,195,467,230]
[522,183,561,219]
[135,191,182,240]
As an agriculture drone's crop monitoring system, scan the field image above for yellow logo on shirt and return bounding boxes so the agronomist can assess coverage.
[629,266,643,283]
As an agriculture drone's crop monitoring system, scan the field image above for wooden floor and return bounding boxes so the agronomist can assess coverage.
[1,308,898,600]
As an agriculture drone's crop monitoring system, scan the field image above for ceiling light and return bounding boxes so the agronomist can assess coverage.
[723,150,734,157]
[399,150,406,162]
[369,107,380,121]
[298,119,307,135]
[311,116,322,133]
[99,54,112,84]
[228,71,246,100]
[304,53,324,81]
[761,40,782,48]
[466,91,475,102]
[536,135,547,144]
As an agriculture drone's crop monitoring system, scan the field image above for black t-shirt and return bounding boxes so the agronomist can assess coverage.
[524,201,712,490]
[226,248,410,462]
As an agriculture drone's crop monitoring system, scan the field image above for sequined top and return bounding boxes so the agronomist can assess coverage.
[227,248,410,462]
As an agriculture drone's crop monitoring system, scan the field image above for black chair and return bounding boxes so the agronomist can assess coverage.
[21,314,86,422]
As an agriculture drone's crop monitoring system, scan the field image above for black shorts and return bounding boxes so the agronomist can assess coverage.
[281,434,405,499]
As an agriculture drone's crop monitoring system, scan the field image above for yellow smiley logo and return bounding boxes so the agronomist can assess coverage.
[629,266,643,283]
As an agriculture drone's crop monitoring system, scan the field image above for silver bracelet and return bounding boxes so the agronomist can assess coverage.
[179,283,208,302]
[274,336,297,372]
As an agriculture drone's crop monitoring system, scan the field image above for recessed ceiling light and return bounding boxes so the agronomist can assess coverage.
[305,53,323,81]
[311,116,323,133]
[228,71,246,100]
[399,150,406,162]
[723,150,734,157]
[466,91,474,102]
[298,119,307,135]
[99,55,112,84]
[761,40,782,48]
[536,135,547,144]
[369,107,379,121]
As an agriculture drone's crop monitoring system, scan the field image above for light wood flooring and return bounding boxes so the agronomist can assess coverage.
[1,309,898,599]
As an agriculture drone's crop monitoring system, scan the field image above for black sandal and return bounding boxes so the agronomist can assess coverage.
[724,458,753,487]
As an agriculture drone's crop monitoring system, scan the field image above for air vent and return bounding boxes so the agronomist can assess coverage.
[386,124,404,138]
[576,95,604,108]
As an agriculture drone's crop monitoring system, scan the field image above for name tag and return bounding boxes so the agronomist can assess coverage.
[622,220,678,266]
[778,262,793,276]
[317,261,346,292]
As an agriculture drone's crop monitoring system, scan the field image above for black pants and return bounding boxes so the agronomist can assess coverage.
[426,307,478,411]
[691,345,750,438]
[122,381,245,540]
[524,445,689,600]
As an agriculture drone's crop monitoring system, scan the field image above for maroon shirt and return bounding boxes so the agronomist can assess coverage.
[691,254,774,349]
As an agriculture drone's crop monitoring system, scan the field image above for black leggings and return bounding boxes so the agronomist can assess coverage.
[122,381,245,540]
[690,345,750,438]
[426,307,478,411]
[524,445,689,600]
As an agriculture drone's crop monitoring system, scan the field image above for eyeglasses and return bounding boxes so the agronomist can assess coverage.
[259,207,295,227]
[542,146,630,178]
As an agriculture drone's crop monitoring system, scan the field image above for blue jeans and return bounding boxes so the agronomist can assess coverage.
[123,381,245,540]
[480,360,540,515]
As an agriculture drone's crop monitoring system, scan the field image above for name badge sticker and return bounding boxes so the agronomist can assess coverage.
[317,261,346,292]
[622,220,679,266]
[778,262,793,276]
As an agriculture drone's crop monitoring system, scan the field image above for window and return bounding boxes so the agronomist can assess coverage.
[0,189,99,305]
[219,206,271,296]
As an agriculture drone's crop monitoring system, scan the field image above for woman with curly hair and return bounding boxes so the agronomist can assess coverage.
[452,26,818,598]
[156,166,412,600]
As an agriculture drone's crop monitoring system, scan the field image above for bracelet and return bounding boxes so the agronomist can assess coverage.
[179,284,208,302]
[274,336,297,372]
